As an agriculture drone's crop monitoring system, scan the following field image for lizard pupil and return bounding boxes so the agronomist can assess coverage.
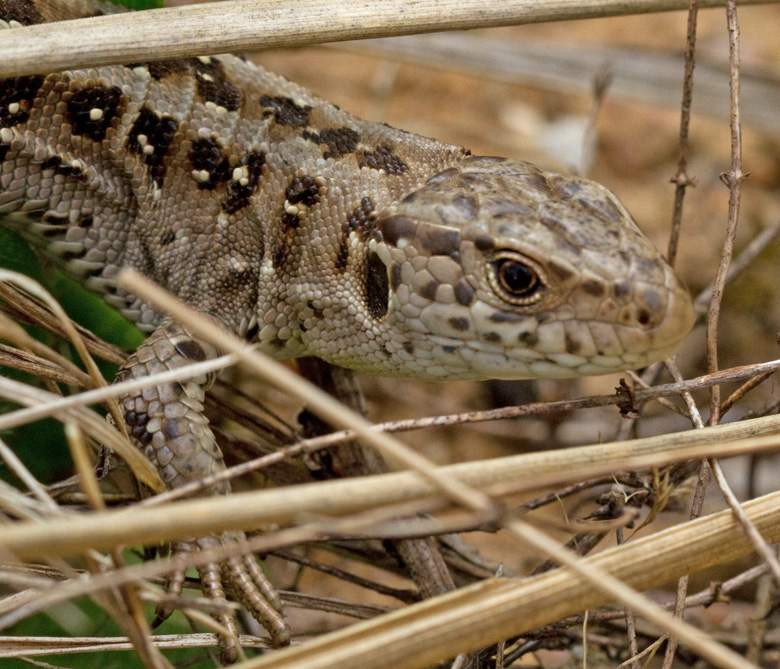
[495,258,539,298]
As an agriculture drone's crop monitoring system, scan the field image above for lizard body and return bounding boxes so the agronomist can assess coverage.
[0,0,695,659]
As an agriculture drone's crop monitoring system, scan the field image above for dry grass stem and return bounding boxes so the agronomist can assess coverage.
[0,0,776,78]
[237,491,780,669]
[3,397,780,558]
[0,633,268,658]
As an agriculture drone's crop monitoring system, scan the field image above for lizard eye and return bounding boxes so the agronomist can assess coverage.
[489,252,545,305]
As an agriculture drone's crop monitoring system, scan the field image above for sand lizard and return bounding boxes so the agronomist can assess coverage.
[0,0,695,660]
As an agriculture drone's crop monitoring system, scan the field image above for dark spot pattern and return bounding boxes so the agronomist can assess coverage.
[419,279,439,300]
[77,215,93,229]
[124,409,150,440]
[307,300,325,320]
[364,251,389,319]
[191,57,242,111]
[285,175,319,207]
[344,197,375,241]
[489,311,524,324]
[222,150,266,213]
[188,137,230,189]
[448,317,470,331]
[518,171,554,198]
[272,245,287,269]
[483,332,502,343]
[259,95,311,127]
[378,215,416,246]
[126,107,178,186]
[246,323,259,340]
[451,193,478,220]
[41,220,67,235]
[65,163,83,178]
[473,236,495,252]
[581,279,605,297]
[163,418,183,439]
[565,331,581,354]
[139,58,190,80]
[0,74,45,127]
[335,240,349,272]
[139,237,156,276]
[400,190,420,205]
[415,224,460,258]
[304,126,360,158]
[518,331,539,346]
[281,211,300,230]
[578,193,623,225]
[403,341,415,354]
[227,264,257,286]
[174,339,206,361]
[66,85,122,141]
[425,167,458,185]
[547,260,575,282]
[612,280,631,299]
[390,264,402,291]
[41,156,61,170]
[0,143,9,162]
[319,127,360,157]
[136,57,242,111]
[454,280,476,306]
[0,0,43,25]
[160,230,175,246]
[59,245,88,262]
[553,178,583,201]
[41,156,84,178]
[359,144,408,175]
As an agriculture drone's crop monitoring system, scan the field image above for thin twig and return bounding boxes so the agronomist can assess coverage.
[707,0,748,427]
[709,457,780,585]
[667,0,700,267]
[617,527,641,669]
[661,358,705,669]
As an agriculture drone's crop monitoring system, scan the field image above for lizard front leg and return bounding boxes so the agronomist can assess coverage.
[115,318,289,661]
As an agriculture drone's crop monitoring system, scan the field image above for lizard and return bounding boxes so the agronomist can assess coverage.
[0,0,696,661]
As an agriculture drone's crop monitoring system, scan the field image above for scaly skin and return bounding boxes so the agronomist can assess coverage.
[0,0,695,660]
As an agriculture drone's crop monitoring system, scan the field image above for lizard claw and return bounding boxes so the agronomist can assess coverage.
[155,532,289,663]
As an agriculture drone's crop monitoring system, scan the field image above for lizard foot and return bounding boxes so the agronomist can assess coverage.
[155,532,289,663]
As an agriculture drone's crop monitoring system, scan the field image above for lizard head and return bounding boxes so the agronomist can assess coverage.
[344,156,694,380]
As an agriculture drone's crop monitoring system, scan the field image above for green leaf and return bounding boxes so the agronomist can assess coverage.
[0,228,44,281]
